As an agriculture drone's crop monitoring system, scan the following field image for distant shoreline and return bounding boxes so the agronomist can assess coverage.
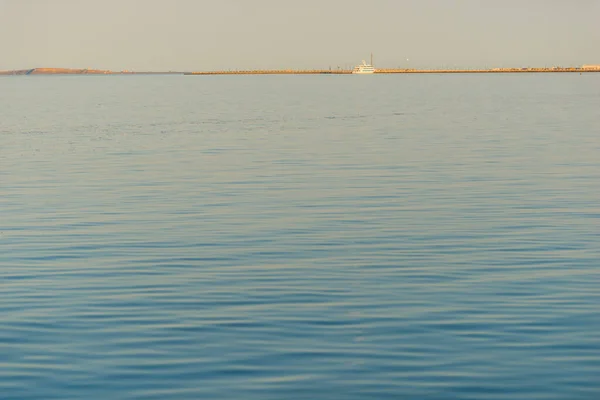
[186,67,600,75]
[1,67,599,76]
[0,68,183,76]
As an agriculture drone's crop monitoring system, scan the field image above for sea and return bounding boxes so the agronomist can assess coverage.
[1,73,599,399]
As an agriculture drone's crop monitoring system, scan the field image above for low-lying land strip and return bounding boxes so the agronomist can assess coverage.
[187,67,600,75]
[0,68,182,76]
[377,67,600,74]
[2,67,599,76]
[0,68,112,75]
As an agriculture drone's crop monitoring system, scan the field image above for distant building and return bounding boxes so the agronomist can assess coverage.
[582,65,600,70]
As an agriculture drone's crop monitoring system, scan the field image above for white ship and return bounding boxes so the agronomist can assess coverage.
[352,54,376,74]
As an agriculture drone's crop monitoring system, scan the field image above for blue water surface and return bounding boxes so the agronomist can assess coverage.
[1,73,599,399]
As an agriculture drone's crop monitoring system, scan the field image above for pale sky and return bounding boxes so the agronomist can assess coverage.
[0,0,598,71]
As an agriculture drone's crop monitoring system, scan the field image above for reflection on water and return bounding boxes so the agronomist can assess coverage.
[1,74,600,399]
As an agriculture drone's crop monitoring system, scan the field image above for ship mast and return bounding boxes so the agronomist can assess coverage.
[371,53,373,66]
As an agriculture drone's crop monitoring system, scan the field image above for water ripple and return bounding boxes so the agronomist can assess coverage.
[1,74,600,399]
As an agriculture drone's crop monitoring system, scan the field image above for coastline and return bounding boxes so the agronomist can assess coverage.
[1,67,599,76]
[0,68,183,76]
[186,67,600,75]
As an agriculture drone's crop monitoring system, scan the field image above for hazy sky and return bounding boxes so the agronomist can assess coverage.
[1,0,598,71]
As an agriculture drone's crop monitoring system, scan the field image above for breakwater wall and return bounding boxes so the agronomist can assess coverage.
[186,67,600,76]
[185,70,352,75]
[377,68,600,74]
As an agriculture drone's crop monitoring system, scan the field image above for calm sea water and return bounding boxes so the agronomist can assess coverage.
[1,74,599,399]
